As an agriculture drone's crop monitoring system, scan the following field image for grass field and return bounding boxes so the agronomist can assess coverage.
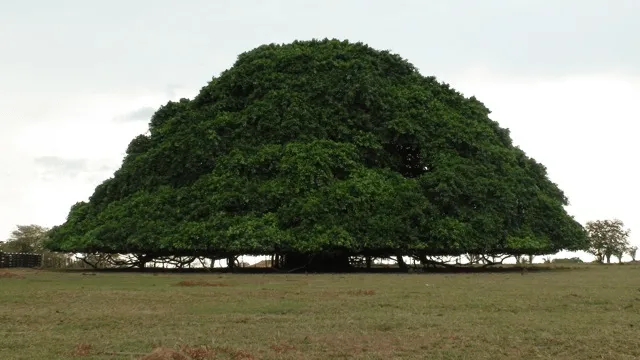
[1,265,639,360]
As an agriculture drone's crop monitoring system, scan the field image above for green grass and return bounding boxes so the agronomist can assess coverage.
[1,265,639,359]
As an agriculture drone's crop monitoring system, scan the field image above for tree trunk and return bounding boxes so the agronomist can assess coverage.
[397,254,408,271]
[606,254,611,264]
[365,256,372,270]
[227,256,235,271]
[418,253,428,268]
[135,254,150,270]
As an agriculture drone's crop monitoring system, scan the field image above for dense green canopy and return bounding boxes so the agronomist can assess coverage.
[46,39,587,265]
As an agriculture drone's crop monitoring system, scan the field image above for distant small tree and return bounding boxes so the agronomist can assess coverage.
[1,224,49,253]
[629,246,638,262]
[612,248,625,264]
[515,255,534,265]
[1,224,73,268]
[585,219,630,264]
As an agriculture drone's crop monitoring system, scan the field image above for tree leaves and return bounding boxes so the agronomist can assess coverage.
[47,39,587,259]
[2,225,50,253]
[585,219,631,263]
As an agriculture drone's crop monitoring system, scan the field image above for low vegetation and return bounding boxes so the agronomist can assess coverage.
[1,265,640,359]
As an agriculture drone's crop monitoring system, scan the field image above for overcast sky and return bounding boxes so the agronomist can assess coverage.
[1,0,638,259]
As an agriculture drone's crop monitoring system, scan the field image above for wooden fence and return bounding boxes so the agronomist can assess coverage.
[0,252,42,268]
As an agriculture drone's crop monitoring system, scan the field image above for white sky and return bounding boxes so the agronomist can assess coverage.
[1,0,638,260]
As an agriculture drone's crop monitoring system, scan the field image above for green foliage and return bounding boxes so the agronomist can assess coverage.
[46,39,587,262]
[2,224,49,253]
[585,219,630,264]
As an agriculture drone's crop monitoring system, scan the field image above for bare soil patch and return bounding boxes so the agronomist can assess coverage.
[0,271,24,279]
[71,343,92,357]
[138,347,189,360]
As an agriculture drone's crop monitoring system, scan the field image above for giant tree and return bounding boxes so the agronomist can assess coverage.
[45,39,587,270]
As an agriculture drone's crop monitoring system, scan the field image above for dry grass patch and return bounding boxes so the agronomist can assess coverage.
[174,280,230,287]
[70,343,92,357]
[179,345,216,360]
[0,271,24,279]
[269,342,297,354]
[347,289,376,296]
[138,345,255,360]
[138,347,189,360]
